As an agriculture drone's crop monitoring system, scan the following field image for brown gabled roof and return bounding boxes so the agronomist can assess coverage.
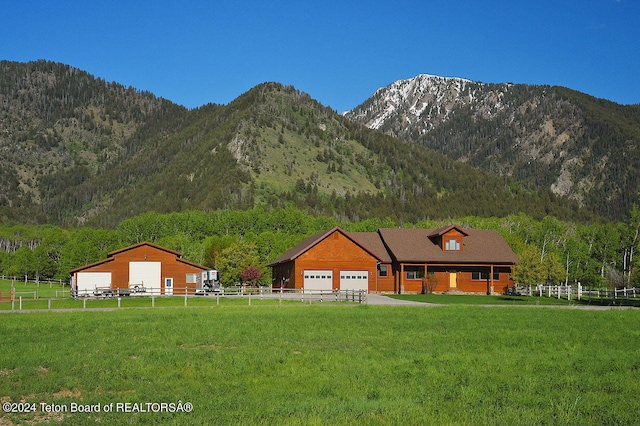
[268,227,385,266]
[269,226,518,268]
[106,241,183,258]
[176,257,210,271]
[428,224,469,237]
[347,231,393,263]
[377,228,518,264]
[69,257,114,274]
[70,241,209,274]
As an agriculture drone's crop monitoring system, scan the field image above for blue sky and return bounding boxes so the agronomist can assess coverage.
[2,0,638,111]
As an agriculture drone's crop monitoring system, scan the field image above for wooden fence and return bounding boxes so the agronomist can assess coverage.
[2,287,367,311]
[515,284,639,305]
[0,275,67,287]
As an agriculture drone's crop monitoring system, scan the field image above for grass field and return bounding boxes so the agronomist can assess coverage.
[0,279,70,301]
[390,292,640,307]
[1,304,639,425]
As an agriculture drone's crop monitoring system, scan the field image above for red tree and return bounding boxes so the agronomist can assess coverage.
[240,265,263,285]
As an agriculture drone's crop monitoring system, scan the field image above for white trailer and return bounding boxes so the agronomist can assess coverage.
[195,270,222,295]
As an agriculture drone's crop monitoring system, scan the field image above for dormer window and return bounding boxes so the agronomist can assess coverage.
[429,225,468,251]
[445,239,460,251]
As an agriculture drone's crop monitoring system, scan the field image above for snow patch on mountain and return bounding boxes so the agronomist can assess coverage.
[344,74,492,134]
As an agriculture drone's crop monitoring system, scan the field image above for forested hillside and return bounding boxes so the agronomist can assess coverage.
[0,207,638,289]
[345,75,640,221]
[0,60,190,223]
[0,61,597,227]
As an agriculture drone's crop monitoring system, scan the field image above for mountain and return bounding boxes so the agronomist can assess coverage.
[344,74,640,221]
[0,61,595,227]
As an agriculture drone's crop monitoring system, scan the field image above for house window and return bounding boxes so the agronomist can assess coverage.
[186,273,198,283]
[378,265,388,277]
[405,267,424,280]
[472,271,500,281]
[445,239,461,251]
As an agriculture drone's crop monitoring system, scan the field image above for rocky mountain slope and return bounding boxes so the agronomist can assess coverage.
[344,75,640,220]
[0,61,594,227]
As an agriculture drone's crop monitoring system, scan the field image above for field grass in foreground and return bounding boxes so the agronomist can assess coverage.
[1,305,639,425]
[390,293,640,307]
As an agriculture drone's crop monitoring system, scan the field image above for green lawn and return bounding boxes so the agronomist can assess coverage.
[1,305,638,425]
[0,278,70,300]
[389,293,640,307]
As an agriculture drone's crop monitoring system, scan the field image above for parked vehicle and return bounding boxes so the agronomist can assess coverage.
[130,284,147,294]
[93,287,114,298]
[195,270,223,295]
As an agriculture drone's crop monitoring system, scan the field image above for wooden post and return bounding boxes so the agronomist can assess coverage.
[118,297,121,308]
[489,265,494,295]
[48,299,51,310]
[83,298,86,309]
[577,282,582,300]
[152,296,155,308]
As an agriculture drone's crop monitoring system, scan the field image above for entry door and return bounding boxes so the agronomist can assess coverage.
[164,278,173,295]
[449,272,457,289]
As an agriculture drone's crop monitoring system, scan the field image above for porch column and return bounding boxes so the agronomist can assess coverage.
[424,264,428,294]
[489,264,494,295]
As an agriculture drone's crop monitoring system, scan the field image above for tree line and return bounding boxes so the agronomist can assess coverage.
[0,207,638,289]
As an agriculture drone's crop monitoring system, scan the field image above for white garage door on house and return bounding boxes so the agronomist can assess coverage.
[129,261,161,294]
[303,270,333,292]
[75,272,112,296]
[339,270,369,291]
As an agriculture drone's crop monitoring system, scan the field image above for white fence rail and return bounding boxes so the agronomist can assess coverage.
[0,275,67,287]
[515,284,639,304]
[71,286,367,303]
[3,287,367,311]
[71,285,365,299]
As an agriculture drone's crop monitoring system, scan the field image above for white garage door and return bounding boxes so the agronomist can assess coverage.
[340,270,369,291]
[303,270,333,292]
[129,261,161,294]
[75,272,112,296]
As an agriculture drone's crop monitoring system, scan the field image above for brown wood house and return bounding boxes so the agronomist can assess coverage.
[270,225,518,294]
[69,242,210,296]
[268,227,385,292]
